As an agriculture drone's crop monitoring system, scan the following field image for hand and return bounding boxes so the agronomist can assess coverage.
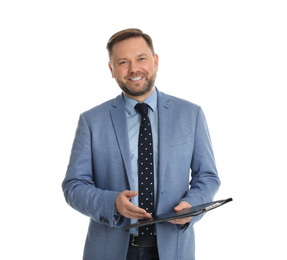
[168,201,192,225]
[115,190,152,220]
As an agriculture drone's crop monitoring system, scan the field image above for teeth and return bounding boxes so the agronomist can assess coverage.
[130,76,142,81]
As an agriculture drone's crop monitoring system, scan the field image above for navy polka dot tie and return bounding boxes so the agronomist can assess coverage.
[135,103,155,240]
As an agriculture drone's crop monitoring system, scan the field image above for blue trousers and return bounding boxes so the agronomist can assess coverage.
[126,244,159,260]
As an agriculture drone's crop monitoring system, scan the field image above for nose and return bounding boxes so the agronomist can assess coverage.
[128,61,139,74]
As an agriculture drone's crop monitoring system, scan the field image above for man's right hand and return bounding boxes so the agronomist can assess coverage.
[115,190,152,220]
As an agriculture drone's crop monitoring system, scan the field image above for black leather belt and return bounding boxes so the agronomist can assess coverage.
[130,235,157,247]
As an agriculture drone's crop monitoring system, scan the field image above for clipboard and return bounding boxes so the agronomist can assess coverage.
[122,198,232,230]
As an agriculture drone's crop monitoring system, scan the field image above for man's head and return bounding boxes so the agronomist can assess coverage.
[107,29,158,102]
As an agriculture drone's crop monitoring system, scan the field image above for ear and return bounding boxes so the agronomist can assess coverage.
[154,54,159,71]
[108,62,115,78]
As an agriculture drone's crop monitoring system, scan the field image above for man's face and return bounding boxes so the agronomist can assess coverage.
[109,37,158,99]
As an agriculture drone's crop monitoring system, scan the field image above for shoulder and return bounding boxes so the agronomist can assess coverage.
[158,90,201,113]
[81,94,122,120]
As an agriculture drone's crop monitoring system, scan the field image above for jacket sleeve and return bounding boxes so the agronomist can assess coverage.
[181,107,221,226]
[62,113,121,227]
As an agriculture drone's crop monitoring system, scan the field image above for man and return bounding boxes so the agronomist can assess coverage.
[62,28,220,260]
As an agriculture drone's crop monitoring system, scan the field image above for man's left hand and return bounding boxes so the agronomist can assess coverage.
[168,201,192,225]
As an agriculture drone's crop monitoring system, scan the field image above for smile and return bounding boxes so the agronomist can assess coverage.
[129,76,143,82]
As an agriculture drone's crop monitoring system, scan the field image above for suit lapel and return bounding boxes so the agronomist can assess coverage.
[110,91,173,195]
[110,95,133,188]
[157,91,173,194]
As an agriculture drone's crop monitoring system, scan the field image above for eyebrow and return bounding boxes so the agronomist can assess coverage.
[137,53,148,58]
[116,53,148,62]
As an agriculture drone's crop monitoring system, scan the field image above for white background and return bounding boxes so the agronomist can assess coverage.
[1,0,286,259]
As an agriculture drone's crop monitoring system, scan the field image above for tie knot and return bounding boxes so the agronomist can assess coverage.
[135,103,149,116]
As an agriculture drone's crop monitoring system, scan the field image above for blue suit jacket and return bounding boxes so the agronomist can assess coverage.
[62,90,220,260]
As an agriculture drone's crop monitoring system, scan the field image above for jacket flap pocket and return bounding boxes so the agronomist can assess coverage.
[170,135,192,147]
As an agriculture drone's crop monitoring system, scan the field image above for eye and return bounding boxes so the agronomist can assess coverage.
[139,57,145,61]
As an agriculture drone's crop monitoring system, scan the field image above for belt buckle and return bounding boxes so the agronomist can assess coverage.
[131,235,140,247]
[130,234,156,247]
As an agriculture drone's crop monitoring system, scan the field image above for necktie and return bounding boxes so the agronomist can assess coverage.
[135,103,155,240]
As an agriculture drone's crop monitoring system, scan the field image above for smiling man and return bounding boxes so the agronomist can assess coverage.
[62,28,220,260]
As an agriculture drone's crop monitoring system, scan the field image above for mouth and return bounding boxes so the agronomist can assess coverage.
[128,76,144,82]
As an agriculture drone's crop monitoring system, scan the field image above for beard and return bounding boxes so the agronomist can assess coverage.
[116,71,157,97]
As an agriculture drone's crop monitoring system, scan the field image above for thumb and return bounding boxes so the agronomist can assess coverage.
[123,190,138,198]
[174,201,191,212]
[174,203,184,212]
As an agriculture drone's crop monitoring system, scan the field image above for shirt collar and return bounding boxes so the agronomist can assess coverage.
[122,88,158,116]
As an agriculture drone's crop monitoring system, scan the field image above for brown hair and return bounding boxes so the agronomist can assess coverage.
[106,28,155,60]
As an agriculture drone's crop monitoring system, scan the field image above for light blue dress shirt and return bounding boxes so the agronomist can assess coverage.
[122,89,159,234]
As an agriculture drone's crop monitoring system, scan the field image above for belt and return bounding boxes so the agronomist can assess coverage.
[130,234,157,247]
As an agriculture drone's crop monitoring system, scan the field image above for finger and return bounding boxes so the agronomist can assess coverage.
[122,190,138,199]
[174,205,183,211]
[126,203,146,213]
[126,204,152,219]
[123,209,150,219]
[126,212,152,219]
[174,201,192,212]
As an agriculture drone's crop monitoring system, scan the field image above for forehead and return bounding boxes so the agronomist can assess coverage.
[111,37,153,60]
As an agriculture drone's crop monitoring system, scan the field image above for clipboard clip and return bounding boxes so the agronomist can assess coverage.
[203,202,222,212]
[203,198,233,213]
